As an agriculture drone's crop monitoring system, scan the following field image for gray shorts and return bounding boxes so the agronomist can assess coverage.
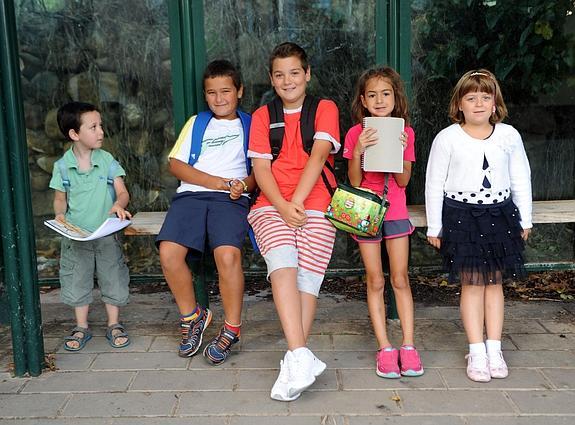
[59,234,130,307]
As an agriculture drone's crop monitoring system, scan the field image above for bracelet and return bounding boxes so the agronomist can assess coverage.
[239,179,248,193]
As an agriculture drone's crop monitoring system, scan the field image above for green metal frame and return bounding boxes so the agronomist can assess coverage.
[0,0,44,377]
[167,0,209,307]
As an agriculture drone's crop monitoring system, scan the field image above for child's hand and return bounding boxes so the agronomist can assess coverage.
[354,127,378,158]
[521,228,531,241]
[400,131,408,151]
[427,236,441,249]
[279,201,307,228]
[110,203,132,220]
[229,179,245,200]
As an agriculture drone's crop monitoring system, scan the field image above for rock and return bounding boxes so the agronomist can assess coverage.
[99,72,120,102]
[31,190,54,216]
[44,109,64,140]
[24,103,45,130]
[67,72,98,104]
[123,103,144,129]
[127,130,150,156]
[30,71,60,101]
[30,168,51,191]
[100,102,122,136]
[27,129,57,155]
[163,120,176,143]
[19,52,44,80]
[151,109,170,130]
[36,156,59,174]
[159,36,171,60]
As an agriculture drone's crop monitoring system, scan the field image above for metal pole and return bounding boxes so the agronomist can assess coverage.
[0,0,44,376]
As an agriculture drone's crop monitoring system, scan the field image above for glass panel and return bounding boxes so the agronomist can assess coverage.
[16,0,173,278]
[410,0,575,266]
[203,0,376,270]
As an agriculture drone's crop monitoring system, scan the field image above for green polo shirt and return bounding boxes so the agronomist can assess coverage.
[49,148,126,232]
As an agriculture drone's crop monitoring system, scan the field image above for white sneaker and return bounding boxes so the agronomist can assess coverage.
[270,353,299,401]
[309,350,327,377]
[287,348,316,398]
[465,353,491,382]
[487,350,509,379]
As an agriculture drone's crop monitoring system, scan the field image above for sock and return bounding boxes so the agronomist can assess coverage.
[469,342,486,356]
[401,345,415,350]
[380,346,395,352]
[181,305,201,322]
[486,339,501,353]
[224,320,241,336]
[291,346,310,358]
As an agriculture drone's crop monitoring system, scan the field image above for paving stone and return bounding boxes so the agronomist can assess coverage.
[505,304,570,319]
[0,393,67,418]
[503,349,575,367]
[53,353,96,371]
[287,390,402,415]
[540,368,575,389]
[193,350,282,370]
[0,374,26,393]
[538,319,575,334]
[0,419,226,425]
[177,391,289,415]
[340,369,446,390]
[231,416,344,425]
[466,417,575,425]
[62,392,177,417]
[348,416,465,425]
[397,389,515,413]
[413,306,459,320]
[22,370,134,393]
[91,351,187,370]
[241,334,331,351]
[54,336,155,354]
[131,369,235,391]
[240,319,283,335]
[320,350,374,369]
[502,319,548,334]
[332,335,380,351]
[510,333,575,350]
[236,369,338,391]
[440,368,551,389]
[507,390,575,414]
[417,350,467,368]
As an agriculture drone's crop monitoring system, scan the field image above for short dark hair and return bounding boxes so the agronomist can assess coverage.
[202,60,242,90]
[268,42,309,74]
[57,102,99,141]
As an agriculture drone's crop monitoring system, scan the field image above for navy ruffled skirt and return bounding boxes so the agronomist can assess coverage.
[440,197,526,285]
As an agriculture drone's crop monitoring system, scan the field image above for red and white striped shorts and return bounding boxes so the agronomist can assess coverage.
[248,207,336,296]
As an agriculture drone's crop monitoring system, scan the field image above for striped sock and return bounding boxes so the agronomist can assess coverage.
[224,320,241,337]
[181,305,201,322]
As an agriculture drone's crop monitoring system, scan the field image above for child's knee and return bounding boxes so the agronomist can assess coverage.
[390,273,410,291]
[215,248,242,271]
[366,273,386,292]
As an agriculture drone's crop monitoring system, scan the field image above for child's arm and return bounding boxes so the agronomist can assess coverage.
[292,139,333,206]
[229,172,256,200]
[348,128,378,186]
[110,177,132,220]
[393,131,412,187]
[53,190,67,222]
[252,158,306,228]
[169,158,231,191]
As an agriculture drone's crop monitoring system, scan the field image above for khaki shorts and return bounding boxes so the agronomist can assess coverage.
[59,234,130,307]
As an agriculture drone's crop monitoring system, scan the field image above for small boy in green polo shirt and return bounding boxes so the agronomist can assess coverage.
[49,101,132,351]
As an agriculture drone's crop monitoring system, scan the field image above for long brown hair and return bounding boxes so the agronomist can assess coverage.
[351,66,409,126]
[449,69,508,124]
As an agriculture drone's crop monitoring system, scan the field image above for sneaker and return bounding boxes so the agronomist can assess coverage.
[376,347,401,379]
[309,350,327,377]
[178,307,212,357]
[465,353,491,382]
[287,348,316,398]
[399,345,424,377]
[487,350,508,379]
[270,352,299,402]
[203,326,239,365]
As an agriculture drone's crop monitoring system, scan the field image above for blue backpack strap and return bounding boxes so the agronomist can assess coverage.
[188,111,214,166]
[107,159,119,202]
[237,109,252,174]
[56,158,70,195]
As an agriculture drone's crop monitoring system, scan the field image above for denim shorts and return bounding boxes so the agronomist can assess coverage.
[156,191,249,260]
[352,219,415,243]
[59,233,130,307]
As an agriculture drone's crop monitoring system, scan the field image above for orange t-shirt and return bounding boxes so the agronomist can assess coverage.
[248,99,340,211]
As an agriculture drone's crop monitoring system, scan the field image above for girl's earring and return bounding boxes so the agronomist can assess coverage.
[492,106,496,114]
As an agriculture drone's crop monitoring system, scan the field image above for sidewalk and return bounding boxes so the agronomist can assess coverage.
[1,287,574,424]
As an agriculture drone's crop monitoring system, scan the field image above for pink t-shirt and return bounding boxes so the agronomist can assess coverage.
[342,123,415,221]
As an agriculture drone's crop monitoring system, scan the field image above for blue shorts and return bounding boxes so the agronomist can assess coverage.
[352,219,415,243]
[156,191,249,259]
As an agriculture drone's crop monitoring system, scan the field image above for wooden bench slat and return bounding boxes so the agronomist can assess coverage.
[125,200,575,236]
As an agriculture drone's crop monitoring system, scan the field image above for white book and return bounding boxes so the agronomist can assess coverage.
[362,117,405,173]
[44,217,131,241]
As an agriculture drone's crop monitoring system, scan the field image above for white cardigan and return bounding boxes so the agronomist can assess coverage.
[425,123,532,237]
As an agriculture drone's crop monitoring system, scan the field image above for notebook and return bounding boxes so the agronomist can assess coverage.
[362,117,405,173]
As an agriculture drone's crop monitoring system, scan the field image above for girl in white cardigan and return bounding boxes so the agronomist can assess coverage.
[425,69,532,383]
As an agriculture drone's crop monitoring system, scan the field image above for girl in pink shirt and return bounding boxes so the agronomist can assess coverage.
[343,67,423,379]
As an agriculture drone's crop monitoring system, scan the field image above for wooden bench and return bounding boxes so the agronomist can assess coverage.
[126,200,575,235]
[126,200,575,310]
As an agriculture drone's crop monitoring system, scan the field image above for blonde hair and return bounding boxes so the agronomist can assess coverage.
[448,69,508,124]
[351,66,410,126]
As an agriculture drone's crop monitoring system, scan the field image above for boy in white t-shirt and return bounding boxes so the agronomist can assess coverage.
[157,60,254,365]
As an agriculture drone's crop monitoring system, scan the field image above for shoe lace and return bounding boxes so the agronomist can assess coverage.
[180,310,205,345]
[277,359,289,384]
[488,351,506,368]
[212,328,237,353]
[466,353,489,370]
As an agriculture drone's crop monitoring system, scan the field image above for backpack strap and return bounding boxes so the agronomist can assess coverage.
[188,111,214,166]
[107,159,119,202]
[267,97,285,161]
[300,95,321,155]
[237,109,252,174]
[56,158,70,196]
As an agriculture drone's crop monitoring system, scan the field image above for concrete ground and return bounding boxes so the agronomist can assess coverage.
[0,287,574,424]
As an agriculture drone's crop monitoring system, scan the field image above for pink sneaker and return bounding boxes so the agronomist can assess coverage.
[399,345,424,377]
[488,350,509,379]
[376,347,400,379]
[465,353,491,382]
